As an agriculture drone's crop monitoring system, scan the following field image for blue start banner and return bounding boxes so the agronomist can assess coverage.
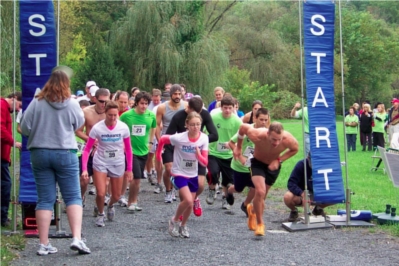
[19,0,56,203]
[303,0,345,204]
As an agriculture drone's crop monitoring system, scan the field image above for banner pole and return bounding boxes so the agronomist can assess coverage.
[298,0,310,225]
[338,0,351,225]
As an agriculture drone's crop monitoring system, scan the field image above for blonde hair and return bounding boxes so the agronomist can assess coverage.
[214,86,225,94]
[378,103,386,114]
[363,103,371,112]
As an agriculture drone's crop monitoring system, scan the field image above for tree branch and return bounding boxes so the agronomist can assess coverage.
[207,1,237,36]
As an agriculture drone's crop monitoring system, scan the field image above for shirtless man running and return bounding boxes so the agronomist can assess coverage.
[76,88,110,202]
[233,121,298,237]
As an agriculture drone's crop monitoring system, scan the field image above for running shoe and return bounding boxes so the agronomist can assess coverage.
[127,203,143,212]
[164,190,173,203]
[247,203,257,231]
[193,198,203,217]
[150,175,157,186]
[37,243,58,256]
[70,238,91,254]
[93,206,99,217]
[95,214,105,227]
[168,218,180,237]
[154,183,163,194]
[215,183,220,195]
[222,197,231,210]
[107,205,115,221]
[88,186,96,195]
[288,208,299,222]
[206,189,216,205]
[241,202,248,217]
[255,223,265,236]
[118,196,128,207]
[179,225,190,238]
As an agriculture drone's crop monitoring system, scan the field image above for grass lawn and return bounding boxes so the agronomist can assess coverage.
[274,120,399,236]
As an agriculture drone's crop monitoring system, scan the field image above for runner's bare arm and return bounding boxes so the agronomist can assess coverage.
[149,127,156,149]
[155,104,165,142]
[279,132,299,163]
[233,124,253,159]
[75,109,89,141]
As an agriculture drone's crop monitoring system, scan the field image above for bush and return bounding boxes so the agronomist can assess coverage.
[237,81,300,119]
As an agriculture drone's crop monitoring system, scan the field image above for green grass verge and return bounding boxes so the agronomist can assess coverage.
[274,121,399,235]
[1,123,25,265]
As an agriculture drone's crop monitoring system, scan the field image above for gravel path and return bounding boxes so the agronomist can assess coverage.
[12,180,399,266]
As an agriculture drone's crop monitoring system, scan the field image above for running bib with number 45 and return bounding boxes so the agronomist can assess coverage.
[132,125,146,136]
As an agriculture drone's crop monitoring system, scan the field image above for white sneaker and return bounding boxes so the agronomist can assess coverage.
[164,190,173,203]
[154,183,163,194]
[95,214,105,227]
[222,198,231,210]
[206,189,216,205]
[118,196,128,207]
[179,225,190,238]
[150,175,157,186]
[127,203,143,212]
[70,238,91,254]
[215,184,220,195]
[168,218,180,237]
[37,242,58,256]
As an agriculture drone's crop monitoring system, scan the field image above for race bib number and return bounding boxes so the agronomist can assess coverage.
[244,153,253,167]
[181,159,196,170]
[104,149,120,160]
[132,125,146,136]
[217,142,229,152]
[77,141,85,153]
[243,146,254,157]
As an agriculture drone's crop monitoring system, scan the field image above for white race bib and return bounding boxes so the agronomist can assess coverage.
[244,153,253,167]
[104,149,120,160]
[132,125,146,136]
[243,146,254,157]
[181,159,196,170]
[217,142,229,152]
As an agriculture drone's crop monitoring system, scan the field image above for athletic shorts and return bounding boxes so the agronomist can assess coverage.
[133,154,148,179]
[233,170,254,192]
[198,163,206,176]
[93,163,125,178]
[250,157,281,186]
[79,155,93,176]
[162,145,174,164]
[206,155,233,187]
[171,176,199,193]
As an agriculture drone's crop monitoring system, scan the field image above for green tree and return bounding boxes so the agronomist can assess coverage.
[110,1,229,100]
[337,8,399,106]
[74,42,126,93]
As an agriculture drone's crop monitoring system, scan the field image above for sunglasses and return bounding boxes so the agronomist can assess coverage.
[98,99,108,104]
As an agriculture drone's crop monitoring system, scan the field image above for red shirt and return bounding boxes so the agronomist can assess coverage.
[0,98,14,162]
[118,108,129,116]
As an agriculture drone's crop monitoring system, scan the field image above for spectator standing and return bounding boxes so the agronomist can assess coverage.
[359,103,373,151]
[345,106,359,152]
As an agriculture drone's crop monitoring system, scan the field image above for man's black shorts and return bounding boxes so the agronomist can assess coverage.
[250,157,281,186]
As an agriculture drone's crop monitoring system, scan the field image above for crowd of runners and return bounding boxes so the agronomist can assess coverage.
[70,81,302,240]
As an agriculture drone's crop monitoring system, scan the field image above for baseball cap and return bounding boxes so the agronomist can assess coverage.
[392,98,399,104]
[86,81,96,88]
[76,90,84,96]
[89,86,99,96]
